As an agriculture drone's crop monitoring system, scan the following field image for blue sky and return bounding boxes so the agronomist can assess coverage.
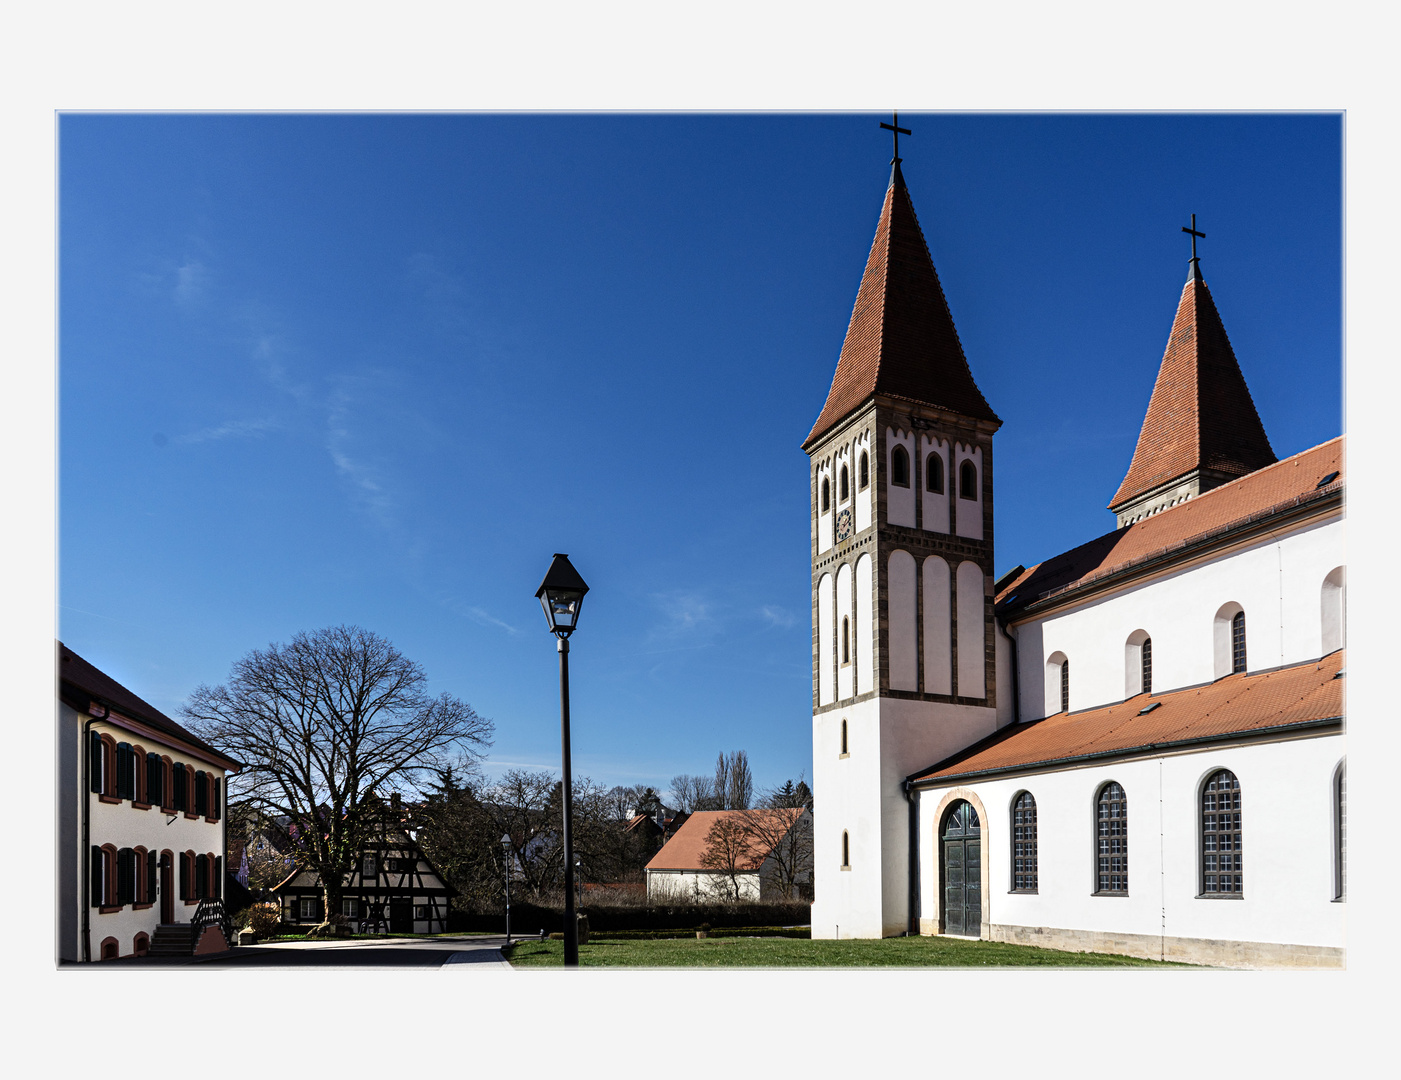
[58,113,1342,798]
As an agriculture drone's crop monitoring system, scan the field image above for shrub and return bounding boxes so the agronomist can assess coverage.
[245,901,282,937]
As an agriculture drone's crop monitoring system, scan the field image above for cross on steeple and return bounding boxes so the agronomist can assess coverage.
[881,111,911,162]
[1182,213,1206,277]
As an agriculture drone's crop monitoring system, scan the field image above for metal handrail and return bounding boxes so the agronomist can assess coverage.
[192,896,231,947]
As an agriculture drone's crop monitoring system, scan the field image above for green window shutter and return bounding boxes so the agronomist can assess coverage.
[212,778,221,820]
[147,850,158,905]
[194,772,208,817]
[146,753,162,806]
[91,846,104,905]
[179,853,189,900]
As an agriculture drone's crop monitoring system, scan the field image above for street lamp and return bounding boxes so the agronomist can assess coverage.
[501,833,513,946]
[535,553,590,967]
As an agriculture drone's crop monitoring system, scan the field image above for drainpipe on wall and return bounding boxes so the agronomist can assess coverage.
[81,707,108,963]
[996,616,1020,724]
[903,779,919,935]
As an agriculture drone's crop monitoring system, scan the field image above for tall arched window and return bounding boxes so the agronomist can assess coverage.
[1335,762,1346,901]
[1012,791,1037,892]
[1061,658,1070,713]
[1046,653,1069,715]
[959,460,977,500]
[858,452,869,490]
[1095,782,1128,894]
[841,831,850,868]
[1322,566,1346,653]
[820,476,830,513]
[839,465,849,502]
[1201,770,1242,895]
[1231,611,1246,673]
[926,453,944,494]
[841,617,850,665]
[1213,602,1245,678]
[891,446,910,487]
[1141,637,1152,695]
[840,719,848,756]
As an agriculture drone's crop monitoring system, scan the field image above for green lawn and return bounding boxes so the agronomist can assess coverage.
[503,934,1180,968]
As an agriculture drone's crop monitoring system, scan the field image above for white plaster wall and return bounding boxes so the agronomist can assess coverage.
[917,733,1346,950]
[1017,516,1344,720]
[919,434,949,534]
[647,869,761,903]
[837,561,854,700]
[953,443,984,540]
[886,427,916,528]
[856,553,874,695]
[956,560,986,698]
[888,550,918,691]
[995,624,1015,726]
[818,573,834,707]
[814,697,998,939]
[854,431,873,534]
[923,555,952,695]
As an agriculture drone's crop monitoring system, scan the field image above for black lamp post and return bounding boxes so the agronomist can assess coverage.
[535,553,589,967]
[501,833,513,946]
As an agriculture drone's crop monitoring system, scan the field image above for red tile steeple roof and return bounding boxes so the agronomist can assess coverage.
[803,162,998,449]
[1109,265,1276,512]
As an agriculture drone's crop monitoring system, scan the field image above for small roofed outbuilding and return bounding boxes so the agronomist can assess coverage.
[644,808,810,903]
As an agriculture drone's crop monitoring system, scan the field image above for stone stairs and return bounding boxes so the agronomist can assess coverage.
[148,923,198,957]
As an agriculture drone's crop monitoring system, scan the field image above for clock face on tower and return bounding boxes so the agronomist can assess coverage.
[835,507,853,543]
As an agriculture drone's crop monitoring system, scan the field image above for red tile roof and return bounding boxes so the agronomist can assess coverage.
[803,162,999,449]
[911,649,1344,784]
[59,642,241,769]
[644,808,805,872]
[1110,269,1276,511]
[997,437,1342,615]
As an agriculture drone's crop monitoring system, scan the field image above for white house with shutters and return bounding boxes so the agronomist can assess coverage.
[57,644,241,962]
[805,154,1344,967]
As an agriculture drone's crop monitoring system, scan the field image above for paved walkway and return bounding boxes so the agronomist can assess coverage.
[92,934,515,969]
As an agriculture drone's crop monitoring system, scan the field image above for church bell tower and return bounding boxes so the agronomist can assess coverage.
[806,124,1003,938]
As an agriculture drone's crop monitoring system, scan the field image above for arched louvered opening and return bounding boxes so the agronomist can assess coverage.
[891,445,909,487]
[820,476,830,513]
[839,464,849,502]
[858,452,869,490]
[926,453,944,493]
[959,460,977,500]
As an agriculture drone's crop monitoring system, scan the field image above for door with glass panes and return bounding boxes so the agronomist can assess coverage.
[941,801,982,936]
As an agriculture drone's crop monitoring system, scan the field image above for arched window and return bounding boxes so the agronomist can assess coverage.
[132,933,149,957]
[839,464,849,502]
[926,453,944,493]
[1061,658,1070,713]
[841,617,850,665]
[1095,782,1128,894]
[840,719,848,756]
[1046,653,1069,715]
[959,460,977,500]
[841,831,850,868]
[1012,791,1037,892]
[1322,566,1345,653]
[1125,630,1151,697]
[858,452,869,490]
[1335,762,1346,901]
[91,844,118,907]
[820,476,830,513]
[1213,602,1245,679]
[891,446,909,487]
[99,937,119,961]
[1141,637,1152,695]
[1201,769,1242,895]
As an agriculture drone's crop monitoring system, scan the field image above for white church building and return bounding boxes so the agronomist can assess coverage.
[806,154,1344,968]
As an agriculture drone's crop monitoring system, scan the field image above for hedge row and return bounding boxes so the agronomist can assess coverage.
[449,901,810,934]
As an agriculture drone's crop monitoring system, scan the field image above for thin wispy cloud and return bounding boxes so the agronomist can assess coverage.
[759,604,797,629]
[174,259,208,304]
[326,387,397,529]
[465,606,520,635]
[175,417,278,444]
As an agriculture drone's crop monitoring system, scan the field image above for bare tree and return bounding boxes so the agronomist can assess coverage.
[720,750,753,810]
[747,789,812,901]
[697,813,756,902]
[182,625,493,936]
[669,773,717,813]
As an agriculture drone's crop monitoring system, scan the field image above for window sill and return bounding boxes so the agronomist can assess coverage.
[184,899,199,906]
[97,905,122,914]
[132,903,153,911]
[132,801,151,810]
[1091,891,1129,898]
[1196,893,1243,900]
[97,794,122,804]
[204,816,219,824]
[1008,889,1038,895]
[184,813,199,820]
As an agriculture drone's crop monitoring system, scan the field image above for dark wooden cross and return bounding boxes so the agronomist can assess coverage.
[881,111,911,160]
[1182,213,1206,262]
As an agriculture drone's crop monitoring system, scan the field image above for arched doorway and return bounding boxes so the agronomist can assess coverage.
[941,800,982,937]
[160,850,174,924]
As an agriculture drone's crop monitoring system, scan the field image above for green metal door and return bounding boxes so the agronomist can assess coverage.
[941,801,982,936]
